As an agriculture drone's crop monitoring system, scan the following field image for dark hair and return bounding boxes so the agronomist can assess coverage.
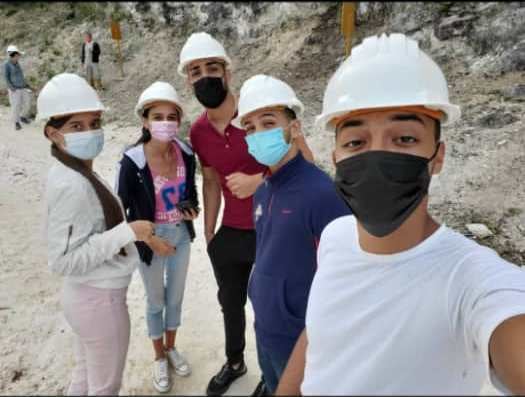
[283,107,297,121]
[9,52,19,58]
[135,108,152,146]
[46,115,127,256]
[44,115,73,137]
[84,31,92,38]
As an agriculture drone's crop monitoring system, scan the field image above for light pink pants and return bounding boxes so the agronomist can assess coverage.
[61,282,130,396]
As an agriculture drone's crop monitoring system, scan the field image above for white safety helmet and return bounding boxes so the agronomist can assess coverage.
[177,32,232,77]
[6,45,24,55]
[135,81,184,119]
[232,74,304,129]
[316,33,461,132]
[36,73,105,121]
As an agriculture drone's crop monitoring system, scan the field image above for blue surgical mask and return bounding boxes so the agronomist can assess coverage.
[63,129,105,160]
[245,127,291,166]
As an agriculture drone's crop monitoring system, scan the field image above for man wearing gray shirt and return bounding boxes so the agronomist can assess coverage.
[4,45,32,131]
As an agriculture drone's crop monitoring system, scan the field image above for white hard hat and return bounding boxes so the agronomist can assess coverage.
[316,32,461,132]
[135,81,184,119]
[177,32,232,77]
[36,73,105,121]
[232,74,304,129]
[6,45,24,55]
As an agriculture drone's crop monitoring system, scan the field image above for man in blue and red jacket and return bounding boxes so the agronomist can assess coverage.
[232,74,351,396]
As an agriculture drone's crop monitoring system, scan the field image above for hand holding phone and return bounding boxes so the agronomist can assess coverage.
[176,200,200,220]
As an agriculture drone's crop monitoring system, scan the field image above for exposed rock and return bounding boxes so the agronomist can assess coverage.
[501,40,525,72]
[502,84,525,101]
[434,15,477,41]
[0,1,524,269]
[466,223,494,239]
[477,111,519,129]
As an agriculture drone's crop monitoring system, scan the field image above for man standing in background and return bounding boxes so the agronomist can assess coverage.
[3,45,32,131]
[81,31,103,91]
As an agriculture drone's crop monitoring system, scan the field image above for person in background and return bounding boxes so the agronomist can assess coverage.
[4,44,33,131]
[276,33,525,396]
[116,81,199,393]
[81,31,103,91]
[39,73,155,395]
[232,74,349,396]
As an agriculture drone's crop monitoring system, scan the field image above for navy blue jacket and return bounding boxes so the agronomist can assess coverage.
[115,138,198,265]
[248,153,351,356]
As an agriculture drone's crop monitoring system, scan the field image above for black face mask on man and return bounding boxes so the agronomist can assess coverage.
[334,144,440,238]
[193,76,228,109]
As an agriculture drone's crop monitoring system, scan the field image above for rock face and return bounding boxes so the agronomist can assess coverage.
[0,1,524,264]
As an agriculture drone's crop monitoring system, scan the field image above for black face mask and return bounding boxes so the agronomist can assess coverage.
[334,144,440,238]
[193,76,228,109]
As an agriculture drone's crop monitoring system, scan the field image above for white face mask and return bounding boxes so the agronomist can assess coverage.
[63,129,105,160]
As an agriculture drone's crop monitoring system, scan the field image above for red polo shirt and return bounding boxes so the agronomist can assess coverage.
[190,111,266,230]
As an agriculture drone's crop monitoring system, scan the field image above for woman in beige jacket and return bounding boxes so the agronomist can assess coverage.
[39,73,164,395]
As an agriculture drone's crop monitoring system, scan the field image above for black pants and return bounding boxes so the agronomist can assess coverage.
[207,225,256,365]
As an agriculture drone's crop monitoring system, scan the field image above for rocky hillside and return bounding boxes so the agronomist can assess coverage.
[1,1,524,263]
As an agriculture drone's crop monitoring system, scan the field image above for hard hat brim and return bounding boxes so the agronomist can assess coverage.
[177,55,232,77]
[135,98,184,120]
[37,106,107,122]
[316,103,461,132]
[232,101,304,130]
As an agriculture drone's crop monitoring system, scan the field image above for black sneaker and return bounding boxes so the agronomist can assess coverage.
[20,117,31,124]
[206,361,247,396]
[15,122,21,130]
[251,379,268,397]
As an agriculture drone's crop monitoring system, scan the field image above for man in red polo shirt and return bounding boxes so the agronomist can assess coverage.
[178,32,266,395]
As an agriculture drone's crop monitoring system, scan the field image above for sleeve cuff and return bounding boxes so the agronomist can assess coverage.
[112,221,137,247]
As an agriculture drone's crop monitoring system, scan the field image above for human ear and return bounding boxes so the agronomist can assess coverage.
[224,69,232,88]
[431,141,445,175]
[46,126,66,148]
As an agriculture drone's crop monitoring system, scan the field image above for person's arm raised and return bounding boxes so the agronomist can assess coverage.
[489,314,525,394]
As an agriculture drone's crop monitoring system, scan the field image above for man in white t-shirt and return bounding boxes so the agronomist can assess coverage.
[276,32,525,395]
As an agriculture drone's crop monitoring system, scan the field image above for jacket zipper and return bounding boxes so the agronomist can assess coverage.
[63,225,73,255]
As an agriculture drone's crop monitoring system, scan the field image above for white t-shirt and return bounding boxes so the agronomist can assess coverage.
[302,215,525,395]
[85,41,94,66]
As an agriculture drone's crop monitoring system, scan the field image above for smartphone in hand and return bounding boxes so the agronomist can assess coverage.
[176,200,200,217]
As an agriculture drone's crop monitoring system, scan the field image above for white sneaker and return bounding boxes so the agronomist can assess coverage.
[166,347,192,376]
[153,358,172,393]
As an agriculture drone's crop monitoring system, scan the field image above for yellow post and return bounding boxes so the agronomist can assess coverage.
[340,2,357,58]
[111,20,124,78]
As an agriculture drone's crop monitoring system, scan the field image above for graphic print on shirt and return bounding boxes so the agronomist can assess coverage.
[152,145,187,224]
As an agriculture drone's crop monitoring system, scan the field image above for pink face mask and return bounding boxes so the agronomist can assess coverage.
[150,121,179,142]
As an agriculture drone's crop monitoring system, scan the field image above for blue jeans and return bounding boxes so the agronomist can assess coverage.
[138,222,191,340]
[256,338,291,394]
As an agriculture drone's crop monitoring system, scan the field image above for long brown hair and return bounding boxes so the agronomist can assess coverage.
[46,116,127,256]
